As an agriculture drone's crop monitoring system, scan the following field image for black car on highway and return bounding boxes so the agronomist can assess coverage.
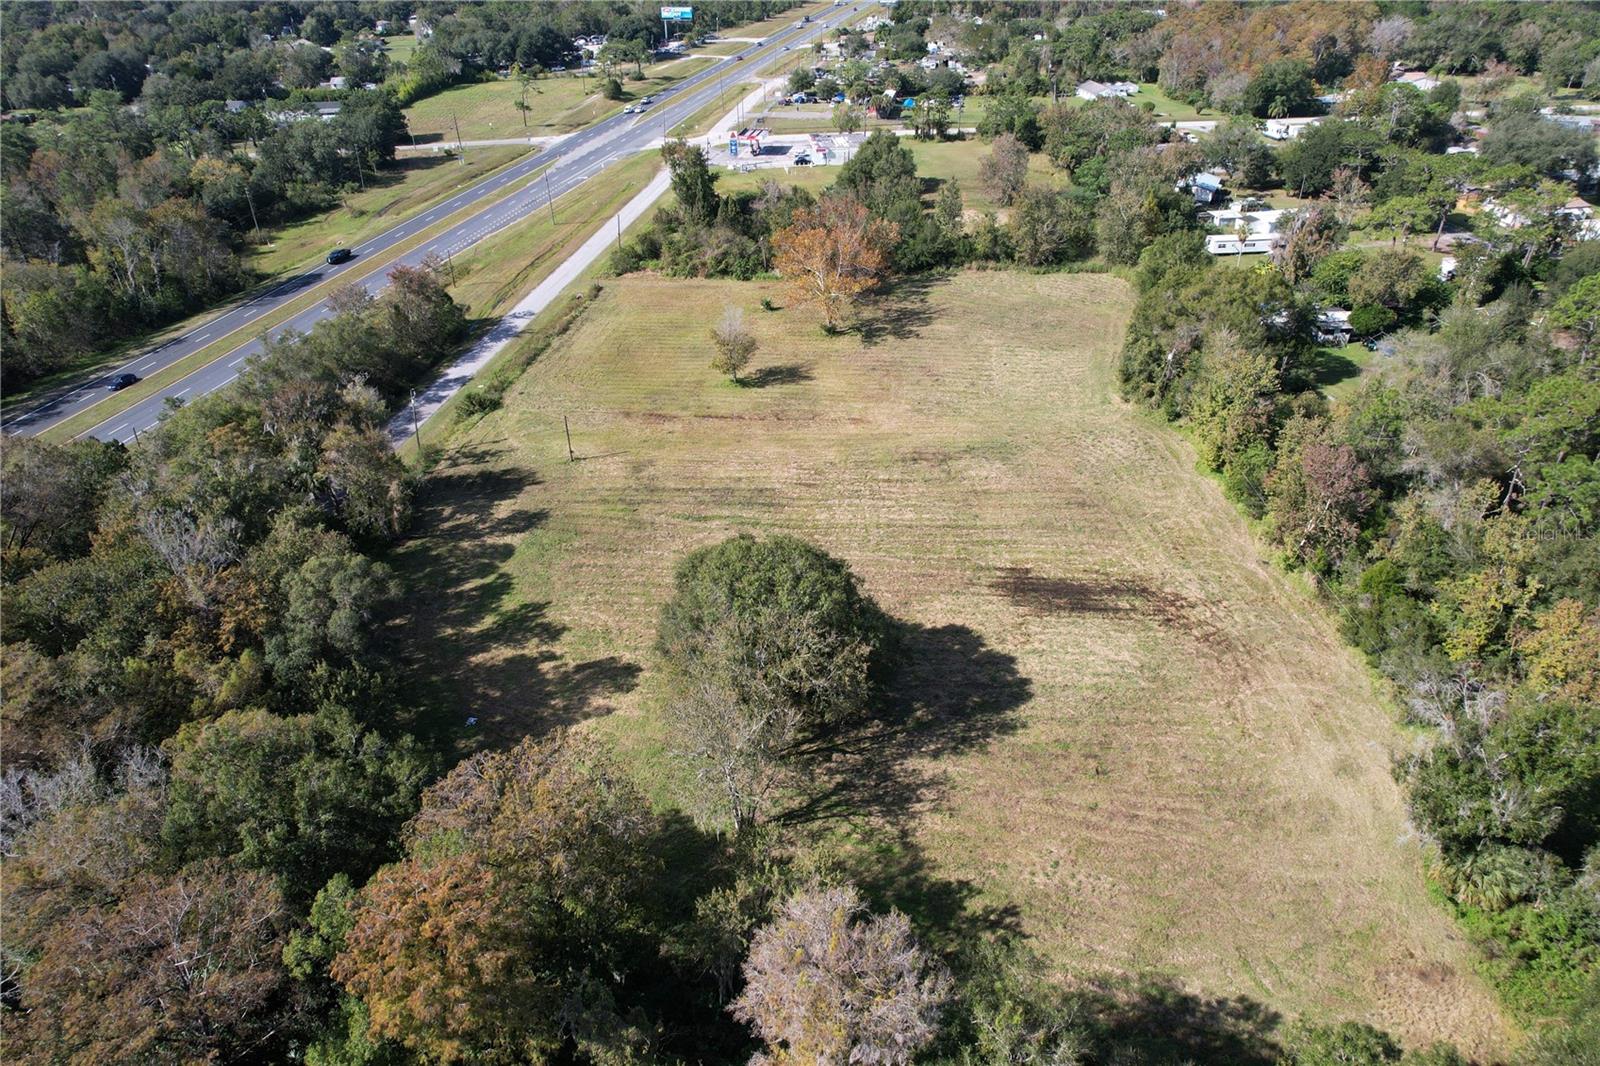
[106,372,139,391]
[326,247,353,264]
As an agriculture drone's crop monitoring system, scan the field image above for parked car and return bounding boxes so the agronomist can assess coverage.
[326,247,353,264]
[793,154,813,166]
[107,372,139,391]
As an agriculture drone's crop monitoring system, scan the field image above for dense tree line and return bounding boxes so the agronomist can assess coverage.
[2,55,405,389]
[1119,187,1599,1024]
[926,0,1600,110]
[0,262,464,1058]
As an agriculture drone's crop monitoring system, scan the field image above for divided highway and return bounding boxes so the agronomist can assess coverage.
[5,6,863,444]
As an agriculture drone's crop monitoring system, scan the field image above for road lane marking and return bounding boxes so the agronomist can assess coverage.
[229,356,249,367]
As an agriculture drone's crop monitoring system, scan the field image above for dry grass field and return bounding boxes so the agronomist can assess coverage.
[391,271,1513,1059]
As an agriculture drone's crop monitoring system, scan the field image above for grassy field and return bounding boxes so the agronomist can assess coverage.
[390,270,1513,1059]
[403,61,712,143]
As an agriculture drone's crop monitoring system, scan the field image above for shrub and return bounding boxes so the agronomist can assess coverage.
[1349,304,1397,337]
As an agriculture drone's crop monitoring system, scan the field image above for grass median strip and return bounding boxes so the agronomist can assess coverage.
[672,82,756,138]
[42,152,584,443]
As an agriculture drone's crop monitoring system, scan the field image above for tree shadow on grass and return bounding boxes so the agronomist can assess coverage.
[390,442,640,749]
[855,273,941,348]
[742,362,813,388]
[781,621,1031,828]
[1083,974,1283,1066]
[844,830,1024,956]
[1309,345,1364,392]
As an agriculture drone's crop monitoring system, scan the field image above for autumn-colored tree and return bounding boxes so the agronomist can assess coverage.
[979,132,1029,208]
[1272,205,1342,283]
[772,196,897,332]
[730,885,951,1065]
[1519,599,1600,702]
[11,859,289,1065]
[710,305,758,383]
[334,733,659,1063]
[1266,416,1377,572]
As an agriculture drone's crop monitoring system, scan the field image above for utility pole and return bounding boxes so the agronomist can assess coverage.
[410,389,422,454]
[452,113,465,163]
[545,171,555,223]
[615,214,623,250]
[563,415,574,462]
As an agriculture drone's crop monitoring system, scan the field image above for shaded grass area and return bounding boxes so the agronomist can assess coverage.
[391,270,1513,1059]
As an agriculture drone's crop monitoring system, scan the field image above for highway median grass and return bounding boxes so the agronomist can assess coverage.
[5,145,536,420]
[41,151,586,443]
[250,147,529,277]
[404,59,715,144]
[446,151,662,322]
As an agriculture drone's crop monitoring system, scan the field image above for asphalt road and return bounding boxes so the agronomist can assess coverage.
[6,7,862,444]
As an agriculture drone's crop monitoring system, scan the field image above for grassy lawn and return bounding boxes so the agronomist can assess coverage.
[380,33,420,67]
[250,147,527,276]
[671,81,756,138]
[1314,342,1377,402]
[906,138,1062,212]
[1132,82,1213,121]
[390,269,1513,1060]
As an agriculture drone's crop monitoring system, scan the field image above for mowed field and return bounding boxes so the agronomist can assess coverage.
[403,58,712,143]
[392,271,1512,1058]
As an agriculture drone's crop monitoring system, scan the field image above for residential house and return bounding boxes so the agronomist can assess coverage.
[1264,116,1322,140]
[1177,171,1226,205]
[1075,80,1138,101]
[1202,204,1286,255]
[1392,70,1439,92]
[1314,307,1352,346]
